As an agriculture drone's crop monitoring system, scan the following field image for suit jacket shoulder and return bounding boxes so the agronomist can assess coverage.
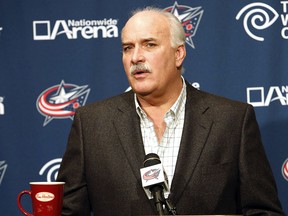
[77,90,135,114]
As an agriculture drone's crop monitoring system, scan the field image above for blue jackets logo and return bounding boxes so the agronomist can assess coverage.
[282,158,288,181]
[36,80,90,126]
[164,1,204,49]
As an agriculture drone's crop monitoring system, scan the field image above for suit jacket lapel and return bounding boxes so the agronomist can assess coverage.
[112,86,213,207]
[170,84,213,205]
[113,91,146,185]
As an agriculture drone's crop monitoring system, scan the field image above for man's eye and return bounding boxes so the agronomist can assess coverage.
[123,46,132,52]
[146,43,156,48]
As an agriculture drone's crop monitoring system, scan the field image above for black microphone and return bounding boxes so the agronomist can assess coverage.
[140,153,168,215]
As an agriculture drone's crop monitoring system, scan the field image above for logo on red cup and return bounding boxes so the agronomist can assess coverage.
[35,192,55,202]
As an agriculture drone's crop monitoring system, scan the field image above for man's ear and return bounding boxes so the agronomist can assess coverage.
[175,44,186,68]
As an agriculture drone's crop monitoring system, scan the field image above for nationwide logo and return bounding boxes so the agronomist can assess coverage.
[236,2,288,41]
[0,96,4,115]
[164,1,204,49]
[0,161,8,185]
[36,80,90,126]
[39,158,62,182]
[247,85,288,107]
[33,18,119,40]
[282,158,288,181]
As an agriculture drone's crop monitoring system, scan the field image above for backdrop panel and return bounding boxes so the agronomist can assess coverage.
[0,0,287,215]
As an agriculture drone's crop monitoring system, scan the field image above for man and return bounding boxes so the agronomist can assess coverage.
[57,7,284,215]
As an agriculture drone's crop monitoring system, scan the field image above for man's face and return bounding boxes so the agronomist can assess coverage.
[121,11,184,98]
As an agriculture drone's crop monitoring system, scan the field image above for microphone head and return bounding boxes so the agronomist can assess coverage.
[143,153,161,167]
[140,153,170,199]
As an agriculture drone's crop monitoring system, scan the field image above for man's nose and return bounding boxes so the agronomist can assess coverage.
[131,46,145,64]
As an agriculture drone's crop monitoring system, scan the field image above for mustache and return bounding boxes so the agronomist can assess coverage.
[129,63,151,75]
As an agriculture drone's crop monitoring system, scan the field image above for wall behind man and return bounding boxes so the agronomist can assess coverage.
[0,0,287,215]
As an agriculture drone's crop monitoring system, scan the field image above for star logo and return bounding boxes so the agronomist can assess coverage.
[36,80,90,126]
[50,87,77,104]
[164,1,204,49]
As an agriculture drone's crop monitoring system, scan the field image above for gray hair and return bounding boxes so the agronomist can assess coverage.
[124,6,186,48]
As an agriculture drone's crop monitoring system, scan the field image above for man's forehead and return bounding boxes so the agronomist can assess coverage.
[122,13,169,41]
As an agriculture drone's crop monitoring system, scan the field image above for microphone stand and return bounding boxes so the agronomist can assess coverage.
[151,185,165,215]
[165,198,176,215]
[151,185,177,215]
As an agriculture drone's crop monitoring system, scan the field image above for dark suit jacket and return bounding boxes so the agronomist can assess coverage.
[57,82,284,215]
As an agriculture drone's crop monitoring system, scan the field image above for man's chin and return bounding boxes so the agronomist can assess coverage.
[132,87,152,97]
[134,90,150,97]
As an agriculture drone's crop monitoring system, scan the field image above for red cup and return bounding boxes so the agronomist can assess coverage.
[17,182,65,216]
